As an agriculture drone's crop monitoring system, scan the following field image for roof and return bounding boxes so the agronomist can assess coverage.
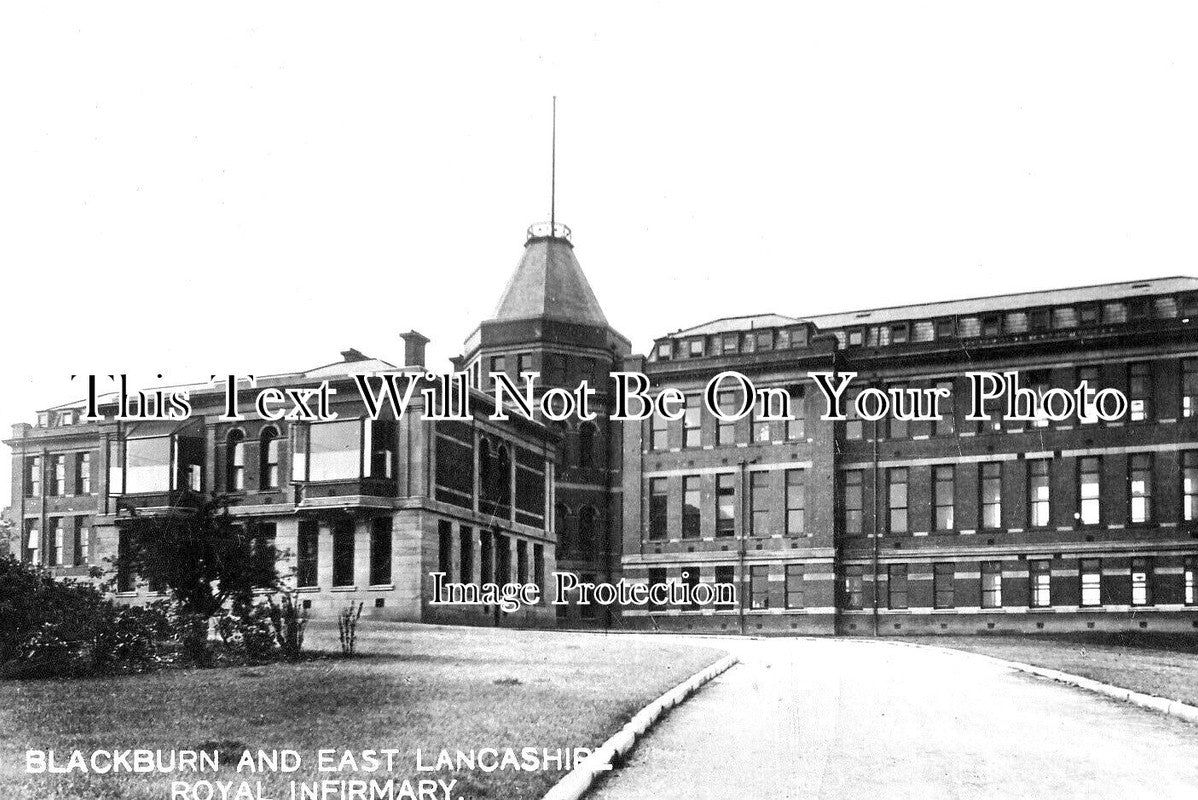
[803,276,1198,329]
[671,314,800,338]
[491,232,609,326]
[37,353,407,414]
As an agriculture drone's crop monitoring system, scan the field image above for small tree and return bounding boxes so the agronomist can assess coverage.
[113,496,280,665]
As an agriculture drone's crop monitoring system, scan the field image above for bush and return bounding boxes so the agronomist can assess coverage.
[0,556,170,678]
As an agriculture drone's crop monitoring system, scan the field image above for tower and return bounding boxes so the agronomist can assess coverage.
[459,221,630,626]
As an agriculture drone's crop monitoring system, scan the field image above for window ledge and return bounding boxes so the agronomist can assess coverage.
[330,586,358,592]
[368,584,395,591]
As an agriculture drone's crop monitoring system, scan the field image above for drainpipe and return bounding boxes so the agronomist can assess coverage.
[737,456,756,636]
[872,414,880,637]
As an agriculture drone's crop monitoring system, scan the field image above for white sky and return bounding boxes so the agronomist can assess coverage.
[2,3,1197,502]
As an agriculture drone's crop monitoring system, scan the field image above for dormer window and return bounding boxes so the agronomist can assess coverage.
[890,324,909,344]
[723,333,740,353]
[776,329,791,349]
[791,327,808,348]
[688,338,704,358]
[1102,302,1127,324]
[847,329,864,347]
[1030,309,1051,331]
[981,315,1002,337]
[1128,299,1150,321]
[756,330,773,351]
[1078,305,1100,326]
[656,342,672,361]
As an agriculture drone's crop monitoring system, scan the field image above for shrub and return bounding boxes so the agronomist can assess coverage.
[338,601,364,656]
[0,556,170,678]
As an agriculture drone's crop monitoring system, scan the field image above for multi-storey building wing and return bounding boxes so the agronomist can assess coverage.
[8,334,560,626]
[624,277,1198,635]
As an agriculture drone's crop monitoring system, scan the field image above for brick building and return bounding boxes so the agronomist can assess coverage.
[7,217,1198,635]
[622,277,1198,635]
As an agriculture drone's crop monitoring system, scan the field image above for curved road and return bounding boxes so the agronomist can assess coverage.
[590,638,1198,799]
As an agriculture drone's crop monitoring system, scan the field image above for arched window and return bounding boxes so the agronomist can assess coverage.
[226,430,246,491]
[260,427,280,489]
[578,506,598,557]
[555,503,572,557]
[578,422,597,469]
[478,436,492,501]
[496,445,511,506]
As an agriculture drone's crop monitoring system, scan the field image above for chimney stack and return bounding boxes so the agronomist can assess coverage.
[401,330,430,367]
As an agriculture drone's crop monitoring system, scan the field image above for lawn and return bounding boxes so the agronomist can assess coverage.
[908,632,1198,707]
[0,622,724,800]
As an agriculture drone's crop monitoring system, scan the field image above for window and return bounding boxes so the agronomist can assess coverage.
[845,389,863,441]
[750,472,770,536]
[516,353,533,375]
[756,330,773,351]
[24,520,40,565]
[227,430,246,491]
[981,315,1002,337]
[843,566,864,610]
[297,521,318,587]
[115,531,132,592]
[1183,359,1198,418]
[370,518,392,585]
[716,390,739,446]
[1130,557,1152,606]
[752,395,772,443]
[261,428,281,489]
[76,453,91,495]
[307,420,362,481]
[886,383,908,440]
[715,473,736,537]
[933,563,955,609]
[460,527,474,583]
[786,387,805,440]
[785,564,804,609]
[890,324,909,344]
[785,470,805,535]
[1128,453,1153,524]
[1077,367,1101,425]
[513,540,527,586]
[556,503,572,553]
[1028,459,1051,528]
[1186,557,1196,606]
[656,342,672,361]
[489,355,506,376]
[533,543,544,589]
[50,455,66,497]
[1102,302,1127,324]
[51,518,64,566]
[722,333,739,354]
[578,507,597,557]
[73,520,90,567]
[980,463,1002,529]
[1128,362,1153,422]
[649,479,668,540]
[683,396,701,448]
[578,422,596,469]
[1078,305,1100,326]
[332,519,355,587]
[936,319,956,340]
[750,565,770,609]
[546,353,567,385]
[1028,372,1052,428]
[934,380,955,436]
[887,468,908,534]
[25,456,41,497]
[715,565,736,607]
[843,470,863,535]
[647,568,667,604]
[682,476,701,538]
[934,466,954,531]
[1029,559,1051,608]
[1030,309,1051,331]
[1080,558,1101,606]
[1078,457,1101,525]
[688,338,704,358]
[1184,452,1198,522]
[888,564,908,609]
[980,561,1002,608]
[650,412,668,452]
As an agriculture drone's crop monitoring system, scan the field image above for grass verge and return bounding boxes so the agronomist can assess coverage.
[0,622,723,800]
[907,632,1198,707]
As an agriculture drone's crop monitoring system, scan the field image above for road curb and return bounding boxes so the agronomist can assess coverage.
[881,639,1198,726]
[541,654,739,800]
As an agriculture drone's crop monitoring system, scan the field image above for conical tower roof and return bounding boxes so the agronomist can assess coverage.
[491,222,609,327]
